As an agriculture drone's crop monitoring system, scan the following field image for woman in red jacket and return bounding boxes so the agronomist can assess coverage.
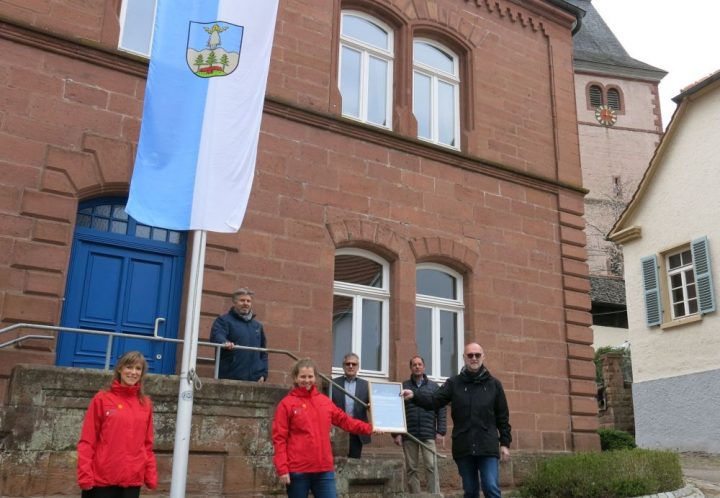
[272,358,372,498]
[77,351,158,498]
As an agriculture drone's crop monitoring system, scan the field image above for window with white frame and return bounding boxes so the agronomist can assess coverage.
[118,0,157,57]
[415,264,464,379]
[413,39,460,148]
[332,249,390,377]
[666,249,698,319]
[339,12,393,128]
[641,236,716,326]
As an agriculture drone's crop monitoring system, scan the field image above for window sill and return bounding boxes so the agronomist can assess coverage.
[660,313,702,330]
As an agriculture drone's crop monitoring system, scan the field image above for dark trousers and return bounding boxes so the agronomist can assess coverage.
[348,434,363,458]
[286,471,336,498]
[81,486,141,498]
[455,455,501,498]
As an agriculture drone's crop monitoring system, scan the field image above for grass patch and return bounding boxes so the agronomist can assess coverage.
[518,449,683,498]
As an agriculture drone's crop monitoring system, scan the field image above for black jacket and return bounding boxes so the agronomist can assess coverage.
[330,376,371,444]
[401,375,447,441]
[412,366,511,459]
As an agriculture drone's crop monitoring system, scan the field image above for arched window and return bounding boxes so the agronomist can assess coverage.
[332,248,390,376]
[589,85,603,108]
[76,200,184,245]
[413,39,460,148]
[339,12,393,128]
[606,88,621,110]
[415,264,464,379]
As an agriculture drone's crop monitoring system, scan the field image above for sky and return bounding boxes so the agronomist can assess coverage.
[591,0,720,128]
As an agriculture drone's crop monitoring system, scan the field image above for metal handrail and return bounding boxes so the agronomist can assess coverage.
[0,322,446,481]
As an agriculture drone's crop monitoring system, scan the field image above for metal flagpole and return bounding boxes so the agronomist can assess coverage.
[169,229,207,498]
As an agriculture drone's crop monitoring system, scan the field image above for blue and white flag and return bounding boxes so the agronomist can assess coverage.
[127,0,279,232]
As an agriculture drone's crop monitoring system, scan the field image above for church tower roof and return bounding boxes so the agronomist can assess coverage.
[566,0,667,81]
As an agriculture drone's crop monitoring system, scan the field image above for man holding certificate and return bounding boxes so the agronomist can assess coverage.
[401,343,511,498]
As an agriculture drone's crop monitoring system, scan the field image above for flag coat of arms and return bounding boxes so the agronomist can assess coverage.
[127,0,279,232]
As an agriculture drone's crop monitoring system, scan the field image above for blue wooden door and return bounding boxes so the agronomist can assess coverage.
[57,199,186,374]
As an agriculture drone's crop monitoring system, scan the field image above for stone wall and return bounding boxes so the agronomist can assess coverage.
[598,351,634,434]
[0,365,406,497]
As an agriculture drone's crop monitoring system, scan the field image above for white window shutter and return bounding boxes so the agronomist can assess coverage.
[691,236,716,314]
[641,255,662,326]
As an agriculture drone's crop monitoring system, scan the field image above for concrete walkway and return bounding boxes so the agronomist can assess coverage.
[680,453,720,498]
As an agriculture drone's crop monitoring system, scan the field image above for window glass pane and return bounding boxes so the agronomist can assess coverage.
[119,0,156,56]
[414,41,454,74]
[367,57,388,126]
[168,231,181,244]
[685,269,695,284]
[112,205,128,220]
[670,273,682,288]
[340,46,361,118]
[440,310,458,377]
[681,250,692,265]
[152,228,167,241]
[687,284,697,299]
[79,207,93,215]
[334,255,383,287]
[668,253,681,269]
[672,288,684,303]
[689,299,698,314]
[438,81,456,146]
[361,299,382,371]
[674,302,685,317]
[342,14,388,50]
[94,204,111,217]
[417,269,456,299]
[415,307,433,377]
[111,221,128,235]
[414,72,431,139]
[332,295,354,368]
[77,214,92,228]
[91,218,109,231]
[136,225,151,239]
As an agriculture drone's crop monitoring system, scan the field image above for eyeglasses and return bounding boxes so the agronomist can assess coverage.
[465,353,483,359]
[344,362,358,367]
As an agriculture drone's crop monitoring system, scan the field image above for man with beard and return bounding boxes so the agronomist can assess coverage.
[210,287,268,382]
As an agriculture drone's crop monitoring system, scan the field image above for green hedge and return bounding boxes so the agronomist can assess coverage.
[518,449,683,498]
[599,428,636,451]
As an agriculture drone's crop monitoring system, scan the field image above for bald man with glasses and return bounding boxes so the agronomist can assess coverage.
[401,343,511,498]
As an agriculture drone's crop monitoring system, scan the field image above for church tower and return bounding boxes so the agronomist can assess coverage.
[568,0,666,337]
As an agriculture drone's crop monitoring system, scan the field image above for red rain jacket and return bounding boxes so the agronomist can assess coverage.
[272,385,372,475]
[77,380,158,490]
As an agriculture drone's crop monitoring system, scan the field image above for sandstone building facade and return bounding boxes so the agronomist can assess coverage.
[0,0,598,494]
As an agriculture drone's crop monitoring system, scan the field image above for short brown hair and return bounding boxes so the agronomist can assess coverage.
[232,287,255,300]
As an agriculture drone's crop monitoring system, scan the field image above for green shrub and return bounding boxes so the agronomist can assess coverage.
[599,428,636,451]
[518,449,683,498]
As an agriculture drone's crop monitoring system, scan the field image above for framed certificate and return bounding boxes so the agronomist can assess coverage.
[368,381,407,433]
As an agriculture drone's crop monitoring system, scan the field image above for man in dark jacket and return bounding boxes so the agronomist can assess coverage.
[330,352,370,458]
[401,343,511,498]
[209,287,268,382]
[393,355,446,493]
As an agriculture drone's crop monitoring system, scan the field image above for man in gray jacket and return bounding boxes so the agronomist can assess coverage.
[393,355,447,493]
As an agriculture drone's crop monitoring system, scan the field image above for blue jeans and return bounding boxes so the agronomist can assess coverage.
[287,471,336,498]
[455,455,501,498]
